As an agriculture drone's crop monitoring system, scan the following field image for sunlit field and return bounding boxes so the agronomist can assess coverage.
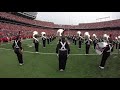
[0,38,120,78]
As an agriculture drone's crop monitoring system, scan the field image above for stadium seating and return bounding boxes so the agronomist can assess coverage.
[0,22,57,42]
[0,12,120,42]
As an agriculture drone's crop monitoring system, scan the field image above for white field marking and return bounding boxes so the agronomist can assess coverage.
[0,48,119,56]
[0,39,31,46]
[21,39,32,41]
[28,46,33,47]
[0,43,12,46]
[27,43,34,47]
[113,56,117,58]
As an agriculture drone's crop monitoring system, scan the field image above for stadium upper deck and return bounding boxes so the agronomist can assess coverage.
[0,12,120,29]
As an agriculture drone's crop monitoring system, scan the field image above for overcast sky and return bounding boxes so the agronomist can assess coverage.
[36,12,120,25]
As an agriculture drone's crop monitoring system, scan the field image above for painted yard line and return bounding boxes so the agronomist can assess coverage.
[0,39,32,45]
[0,43,12,46]
[0,40,84,46]
[0,48,119,56]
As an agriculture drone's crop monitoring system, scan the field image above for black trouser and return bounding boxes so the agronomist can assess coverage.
[111,45,114,52]
[74,40,77,45]
[73,39,74,43]
[58,50,68,70]
[100,52,110,67]
[79,41,82,48]
[116,43,118,49]
[14,48,23,64]
[47,39,49,44]
[52,38,53,41]
[86,44,90,54]
[43,40,46,47]
[50,38,52,42]
[34,43,39,52]
[94,43,97,49]
[119,44,120,49]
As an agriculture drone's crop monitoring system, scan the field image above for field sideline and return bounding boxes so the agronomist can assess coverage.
[0,38,120,78]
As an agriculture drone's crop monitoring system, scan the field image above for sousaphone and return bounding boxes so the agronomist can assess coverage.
[95,42,108,55]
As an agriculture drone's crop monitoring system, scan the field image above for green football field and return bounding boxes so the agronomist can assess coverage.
[0,38,120,78]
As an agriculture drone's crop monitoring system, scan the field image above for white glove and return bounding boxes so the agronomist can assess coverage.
[57,54,58,56]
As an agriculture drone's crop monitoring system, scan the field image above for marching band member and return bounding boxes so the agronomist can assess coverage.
[12,36,24,66]
[111,40,116,52]
[42,34,46,48]
[118,36,120,51]
[47,35,50,44]
[85,38,92,54]
[108,34,112,43]
[108,34,114,52]
[33,34,39,53]
[99,43,112,69]
[56,37,70,72]
[78,35,83,49]
[74,36,77,45]
[49,35,52,42]
[72,35,75,43]
[92,34,98,49]
[115,37,118,49]
[85,34,92,54]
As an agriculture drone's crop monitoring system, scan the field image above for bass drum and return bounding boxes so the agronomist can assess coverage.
[95,42,108,55]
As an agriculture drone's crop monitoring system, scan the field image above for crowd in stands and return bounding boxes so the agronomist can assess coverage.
[0,22,57,43]
[63,30,120,39]
[0,12,120,43]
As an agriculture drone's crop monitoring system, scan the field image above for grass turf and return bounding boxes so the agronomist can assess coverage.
[0,38,120,78]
